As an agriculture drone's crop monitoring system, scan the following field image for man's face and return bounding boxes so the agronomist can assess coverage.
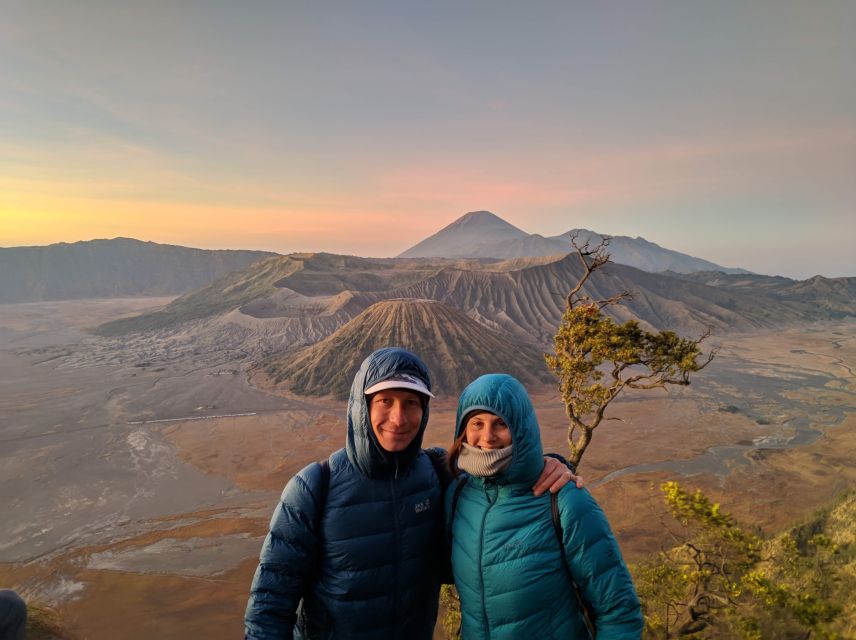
[368,389,424,452]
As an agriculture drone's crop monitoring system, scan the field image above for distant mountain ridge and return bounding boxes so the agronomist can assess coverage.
[84,249,856,399]
[94,251,855,364]
[399,210,748,275]
[561,229,748,274]
[95,253,470,336]
[668,271,856,318]
[0,238,276,303]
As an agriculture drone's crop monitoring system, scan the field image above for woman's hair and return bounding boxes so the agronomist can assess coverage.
[447,431,467,477]
[448,409,498,476]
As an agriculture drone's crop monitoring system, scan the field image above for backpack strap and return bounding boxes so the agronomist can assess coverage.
[552,492,596,639]
[424,448,446,483]
[307,458,331,584]
[550,491,561,540]
[317,457,330,509]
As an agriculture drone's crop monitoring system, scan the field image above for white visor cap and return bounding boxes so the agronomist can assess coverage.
[364,373,434,398]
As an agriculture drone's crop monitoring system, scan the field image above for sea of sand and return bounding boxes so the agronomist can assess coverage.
[1,298,853,639]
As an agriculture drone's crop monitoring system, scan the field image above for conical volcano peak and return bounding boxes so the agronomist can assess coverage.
[452,210,523,230]
[398,210,528,258]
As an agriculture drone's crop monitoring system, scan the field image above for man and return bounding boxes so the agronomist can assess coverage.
[0,589,26,640]
[245,347,577,639]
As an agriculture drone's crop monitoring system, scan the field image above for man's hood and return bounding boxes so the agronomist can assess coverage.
[346,347,432,478]
[454,374,543,486]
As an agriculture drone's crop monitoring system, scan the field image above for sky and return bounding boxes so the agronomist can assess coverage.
[1,1,854,279]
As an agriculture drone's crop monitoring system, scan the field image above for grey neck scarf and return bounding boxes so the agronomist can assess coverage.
[456,442,513,477]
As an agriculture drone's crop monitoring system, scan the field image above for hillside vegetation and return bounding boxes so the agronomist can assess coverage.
[634,485,856,639]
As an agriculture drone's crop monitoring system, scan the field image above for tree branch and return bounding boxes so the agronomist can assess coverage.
[565,233,612,306]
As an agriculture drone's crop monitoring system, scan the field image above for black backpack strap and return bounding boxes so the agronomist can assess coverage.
[424,448,445,481]
[424,447,454,491]
[317,457,330,508]
[306,458,331,587]
[552,492,596,639]
[550,491,562,541]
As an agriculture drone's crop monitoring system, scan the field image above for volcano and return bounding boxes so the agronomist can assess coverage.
[261,298,553,399]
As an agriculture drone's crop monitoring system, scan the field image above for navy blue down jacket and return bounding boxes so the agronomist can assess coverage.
[244,348,447,639]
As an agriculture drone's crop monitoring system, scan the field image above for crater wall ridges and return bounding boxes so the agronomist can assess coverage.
[260,299,553,399]
[93,248,854,380]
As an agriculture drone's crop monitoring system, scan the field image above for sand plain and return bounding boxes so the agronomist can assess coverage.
[0,299,853,639]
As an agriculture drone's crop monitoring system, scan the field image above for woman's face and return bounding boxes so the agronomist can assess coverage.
[464,411,512,449]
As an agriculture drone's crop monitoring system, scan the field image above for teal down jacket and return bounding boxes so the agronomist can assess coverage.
[446,374,643,639]
[245,348,448,639]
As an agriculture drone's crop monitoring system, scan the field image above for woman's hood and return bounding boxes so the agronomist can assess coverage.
[346,347,432,478]
[455,374,543,486]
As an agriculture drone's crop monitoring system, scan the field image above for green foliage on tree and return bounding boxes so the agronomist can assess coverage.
[545,236,715,467]
[634,483,854,639]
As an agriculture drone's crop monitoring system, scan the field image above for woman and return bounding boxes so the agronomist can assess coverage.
[446,374,643,639]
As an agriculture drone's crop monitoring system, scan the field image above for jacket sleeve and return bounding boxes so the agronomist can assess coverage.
[559,487,644,640]
[244,462,325,640]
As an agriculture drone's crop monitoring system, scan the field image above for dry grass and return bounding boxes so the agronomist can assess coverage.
[27,601,74,640]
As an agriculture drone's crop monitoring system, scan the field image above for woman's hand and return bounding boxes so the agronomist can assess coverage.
[533,457,584,496]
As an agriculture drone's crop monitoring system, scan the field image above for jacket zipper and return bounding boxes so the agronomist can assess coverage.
[479,481,497,639]
[390,471,401,638]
